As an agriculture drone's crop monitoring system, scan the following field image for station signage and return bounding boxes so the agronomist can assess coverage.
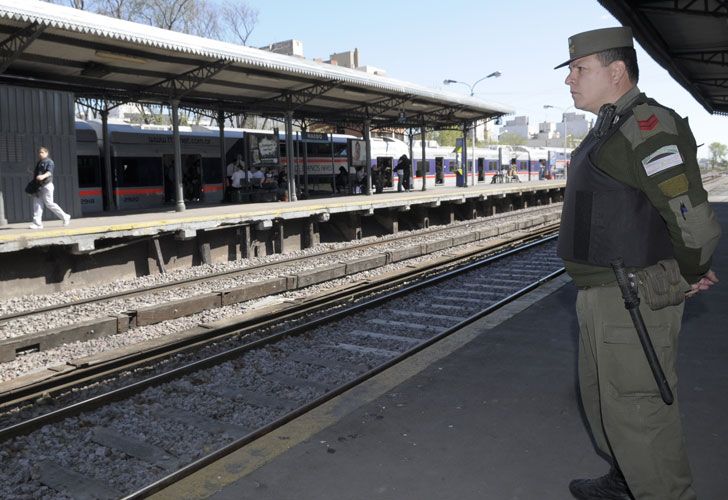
[301,131,329,142]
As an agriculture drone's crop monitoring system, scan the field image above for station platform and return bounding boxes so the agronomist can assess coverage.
[156,204,728,500]
[0,180,563,254]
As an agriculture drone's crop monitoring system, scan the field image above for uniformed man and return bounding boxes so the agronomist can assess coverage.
[555,27,721,499]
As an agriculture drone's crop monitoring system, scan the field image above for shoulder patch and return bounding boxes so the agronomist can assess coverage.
[641,144,684,176]
[658,173,689,198]
[620,103,678,149]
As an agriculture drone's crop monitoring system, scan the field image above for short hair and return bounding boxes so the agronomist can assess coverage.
[38,146,48,153]
[596,47,639,83]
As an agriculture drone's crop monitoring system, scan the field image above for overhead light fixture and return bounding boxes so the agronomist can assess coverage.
[95,50,147,65]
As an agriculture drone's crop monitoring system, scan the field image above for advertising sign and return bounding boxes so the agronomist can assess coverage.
[349,139,367,167]
[246,133,279,166]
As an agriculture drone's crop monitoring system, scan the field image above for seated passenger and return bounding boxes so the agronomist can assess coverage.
[230,166,248,189]
[250,166,265,187]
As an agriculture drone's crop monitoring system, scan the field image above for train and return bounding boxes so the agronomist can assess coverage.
[74,120,570,214]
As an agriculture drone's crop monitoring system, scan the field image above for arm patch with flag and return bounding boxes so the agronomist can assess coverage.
[641,144,683,176]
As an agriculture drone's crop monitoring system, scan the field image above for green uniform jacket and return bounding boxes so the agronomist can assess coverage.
[564,86,722,287]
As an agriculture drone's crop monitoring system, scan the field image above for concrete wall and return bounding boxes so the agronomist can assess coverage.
[0,84,79,223]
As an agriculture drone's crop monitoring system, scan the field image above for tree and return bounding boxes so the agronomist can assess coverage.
[221,1,259,45]
[708,142,727,169]
[498,132,526,146]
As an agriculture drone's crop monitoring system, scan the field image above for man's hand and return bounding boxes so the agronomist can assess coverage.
[686,269,719,298]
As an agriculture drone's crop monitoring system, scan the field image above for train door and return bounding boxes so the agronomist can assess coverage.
[477,158,485,182]
[435,157,444,184]
[162,154,203,203]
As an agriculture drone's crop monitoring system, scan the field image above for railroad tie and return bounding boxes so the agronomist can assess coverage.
[330,343,401,358]
[91,427,181,472]
[367,318,438,332]
[37,460,121,500]
[344,329,421,345]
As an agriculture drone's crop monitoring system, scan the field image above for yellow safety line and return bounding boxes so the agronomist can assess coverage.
[1,182,564,243]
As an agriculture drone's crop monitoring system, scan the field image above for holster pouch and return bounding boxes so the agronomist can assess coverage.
[637,259,685,310]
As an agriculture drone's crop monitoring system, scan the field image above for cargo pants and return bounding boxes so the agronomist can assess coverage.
[575,283,696,500]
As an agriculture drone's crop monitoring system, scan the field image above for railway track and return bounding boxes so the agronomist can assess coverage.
[0,232,564,499]
[0,205,561,365]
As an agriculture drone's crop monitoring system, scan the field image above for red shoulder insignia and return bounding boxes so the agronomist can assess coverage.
[637,114,659,131]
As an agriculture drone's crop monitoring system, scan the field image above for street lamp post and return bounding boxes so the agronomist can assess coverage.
[544,104,574,179]
[444,71,501,187]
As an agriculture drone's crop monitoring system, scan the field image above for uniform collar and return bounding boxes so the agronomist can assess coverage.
[613,85,641,115]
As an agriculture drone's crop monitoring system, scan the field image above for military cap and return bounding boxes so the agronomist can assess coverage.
[554,27,634,69]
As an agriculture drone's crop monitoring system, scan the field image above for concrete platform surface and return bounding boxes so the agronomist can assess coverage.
[167,203,727,500]
[0,180,564,253]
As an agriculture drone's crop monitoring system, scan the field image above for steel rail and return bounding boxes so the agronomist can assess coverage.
[0,223,558,409]
[0,232,559,446]
[0,224,559,410]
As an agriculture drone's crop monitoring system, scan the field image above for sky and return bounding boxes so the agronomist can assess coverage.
[241,0,726,158]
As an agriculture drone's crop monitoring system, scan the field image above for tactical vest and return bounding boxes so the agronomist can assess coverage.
[557,105,673,268]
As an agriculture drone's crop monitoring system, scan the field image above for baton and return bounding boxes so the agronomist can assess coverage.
[610,258,674,405]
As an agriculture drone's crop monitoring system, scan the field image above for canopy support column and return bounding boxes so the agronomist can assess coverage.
[171,99,185,212]
[218,108,226,202]
[101,106,115,211]
[285,110,297,202]
[302,124,309,198]
[408,128,414,192]
[421,125,427,192]
[364,118,372,196]
[462,122,468,187]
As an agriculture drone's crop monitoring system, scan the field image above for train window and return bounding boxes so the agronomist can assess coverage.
[115,157,163,187]
[202,158,223,183]
[78,155,100,187]
[307,142,333,157]
[333,143,347,157]
[477,158,485,182]
[415,160,427,177]
[279,143,286,157]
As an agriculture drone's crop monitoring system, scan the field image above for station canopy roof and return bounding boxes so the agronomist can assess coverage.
[599,0,728,115]
[0,0,513,129]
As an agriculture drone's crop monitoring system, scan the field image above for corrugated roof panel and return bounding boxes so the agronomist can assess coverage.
[0,0,513,116]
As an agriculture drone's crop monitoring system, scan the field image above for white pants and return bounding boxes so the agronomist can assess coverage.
[33,183,68,225]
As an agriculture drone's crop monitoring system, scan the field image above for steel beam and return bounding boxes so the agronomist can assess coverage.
[0,23,45,74]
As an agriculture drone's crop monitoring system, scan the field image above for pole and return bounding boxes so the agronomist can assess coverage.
[364,118,372,196]
[171,99,185,212]
[285,111,297,201]
[101,106,114,211]
[462,122,468,187]
[330,133,335,194]
[471,120,477,186]
[302,128,309,198]
[420,126,427,191]
[408,129,414,192]
[218,108,226,203]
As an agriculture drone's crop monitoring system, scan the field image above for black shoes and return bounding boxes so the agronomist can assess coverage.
[569,468,634,499]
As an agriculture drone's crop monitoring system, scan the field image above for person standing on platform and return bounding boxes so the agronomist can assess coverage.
[555,27,721,500]
[29,147,70,230]
[227,154,244,187]
[396,154,412,191]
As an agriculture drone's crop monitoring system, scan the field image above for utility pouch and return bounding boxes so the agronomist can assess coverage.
[637,259,685,310]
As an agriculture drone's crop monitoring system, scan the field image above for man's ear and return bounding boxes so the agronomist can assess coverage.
[610,60,627,84]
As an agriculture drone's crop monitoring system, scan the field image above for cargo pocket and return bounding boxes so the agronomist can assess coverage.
[601,324,674,397]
